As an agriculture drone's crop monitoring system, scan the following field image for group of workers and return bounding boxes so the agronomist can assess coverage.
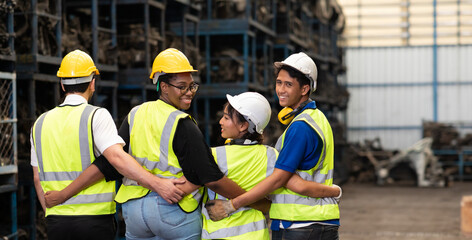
[30,47,342,240]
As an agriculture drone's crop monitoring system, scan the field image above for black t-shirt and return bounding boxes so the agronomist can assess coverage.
[93,114,224,185]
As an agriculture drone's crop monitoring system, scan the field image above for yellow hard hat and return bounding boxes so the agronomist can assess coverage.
[149,48,197,83]
[57,50,100,79]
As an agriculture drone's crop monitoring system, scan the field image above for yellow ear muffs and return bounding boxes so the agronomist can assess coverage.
[278,107,295,125]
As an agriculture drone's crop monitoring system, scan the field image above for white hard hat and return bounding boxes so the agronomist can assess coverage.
[226,92,271,134]
[274,52,318,93]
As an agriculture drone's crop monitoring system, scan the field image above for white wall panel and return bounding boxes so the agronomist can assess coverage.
[345,45,472,150]
[347,86,433,127]
[346,47,433,84]
[438,85,472,122]
[438,46,460,83]
[438,45,472,82]
[459,46,472,82]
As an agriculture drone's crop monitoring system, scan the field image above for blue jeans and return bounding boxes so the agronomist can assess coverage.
[122,192,202,240]
[272,224,339,240]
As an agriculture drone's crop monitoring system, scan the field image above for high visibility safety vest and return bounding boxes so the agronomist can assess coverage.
[115,100,203,213]
[202,143,278,240]
[270,108,340,221]
[32,104,116,217]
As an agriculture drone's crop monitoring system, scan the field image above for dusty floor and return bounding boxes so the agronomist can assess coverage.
[339,181,472,240]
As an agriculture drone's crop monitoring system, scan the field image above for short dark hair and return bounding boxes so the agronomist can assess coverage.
[224,102,263,143]
[276,65,310,89]
[62,80,91,94]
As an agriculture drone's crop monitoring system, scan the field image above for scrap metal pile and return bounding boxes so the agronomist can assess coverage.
[423,121,472,177]
[343,121,472,187]
[345,137,447,187]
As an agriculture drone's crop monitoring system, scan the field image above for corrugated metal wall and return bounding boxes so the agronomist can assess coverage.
[345,45,472,150]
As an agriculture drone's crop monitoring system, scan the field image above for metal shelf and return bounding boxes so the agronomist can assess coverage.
[0,18,18,233]
[434,149,472,181]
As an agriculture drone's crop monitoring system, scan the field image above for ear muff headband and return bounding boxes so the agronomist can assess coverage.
[278,107,295,125]
[277,99,312,125]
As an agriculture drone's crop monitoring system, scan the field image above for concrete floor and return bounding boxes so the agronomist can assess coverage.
[339,182,472,240]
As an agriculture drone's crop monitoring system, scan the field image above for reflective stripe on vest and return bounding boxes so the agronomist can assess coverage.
[115,100,203,212]
[35,105,95,181]
[202,219,268,239]
[33,104,115,216]
[124,106,182,187]
[270,108,339,221]
[202,144,277,240]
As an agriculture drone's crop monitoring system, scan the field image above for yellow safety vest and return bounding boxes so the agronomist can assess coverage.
[32,104,116,217]
[115,100,203,212]
[202,143,278,240]
[270,108,340,221]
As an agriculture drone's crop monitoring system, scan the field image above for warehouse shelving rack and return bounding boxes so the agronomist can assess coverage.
[273,0,310,60]
[14,2,63,236]
[0,1,17,239]
[166,0,202,124]
[115,0,166,122]
[15,0,63,120]
[62,0,119,119]
[183,0,277,143]
[116,0,165,86]
[0,75,18,240]
[166,0,201,60]
[115,0,202,122]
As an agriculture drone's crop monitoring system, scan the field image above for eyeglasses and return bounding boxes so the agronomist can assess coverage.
[166,82,199,94]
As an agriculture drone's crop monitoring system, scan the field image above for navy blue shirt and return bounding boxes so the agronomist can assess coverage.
[274,102,323,173]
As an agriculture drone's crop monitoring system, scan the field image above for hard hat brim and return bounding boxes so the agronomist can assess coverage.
[61,74,94,85]
[149,69,198,79]
[274,61,310,75]
[226,94,237,109]
[274,61,284,70]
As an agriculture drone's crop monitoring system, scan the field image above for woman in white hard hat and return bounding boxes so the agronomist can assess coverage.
[202,92,341,240]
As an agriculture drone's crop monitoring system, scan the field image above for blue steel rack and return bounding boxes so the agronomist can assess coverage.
[116,0,166,117]
[165,0,202,123]
[116,0,202,117]
[116,0,165,85]
[273,0,309,59]
[15,0,63,120]
[166,0,201,59]
[181,0,277,143]
[13,2,62,235]
[63,0,120,119]
[0,1,18,239]
[434,149,472,181]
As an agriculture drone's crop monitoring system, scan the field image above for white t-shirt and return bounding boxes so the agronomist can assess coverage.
[30,94,125,167]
